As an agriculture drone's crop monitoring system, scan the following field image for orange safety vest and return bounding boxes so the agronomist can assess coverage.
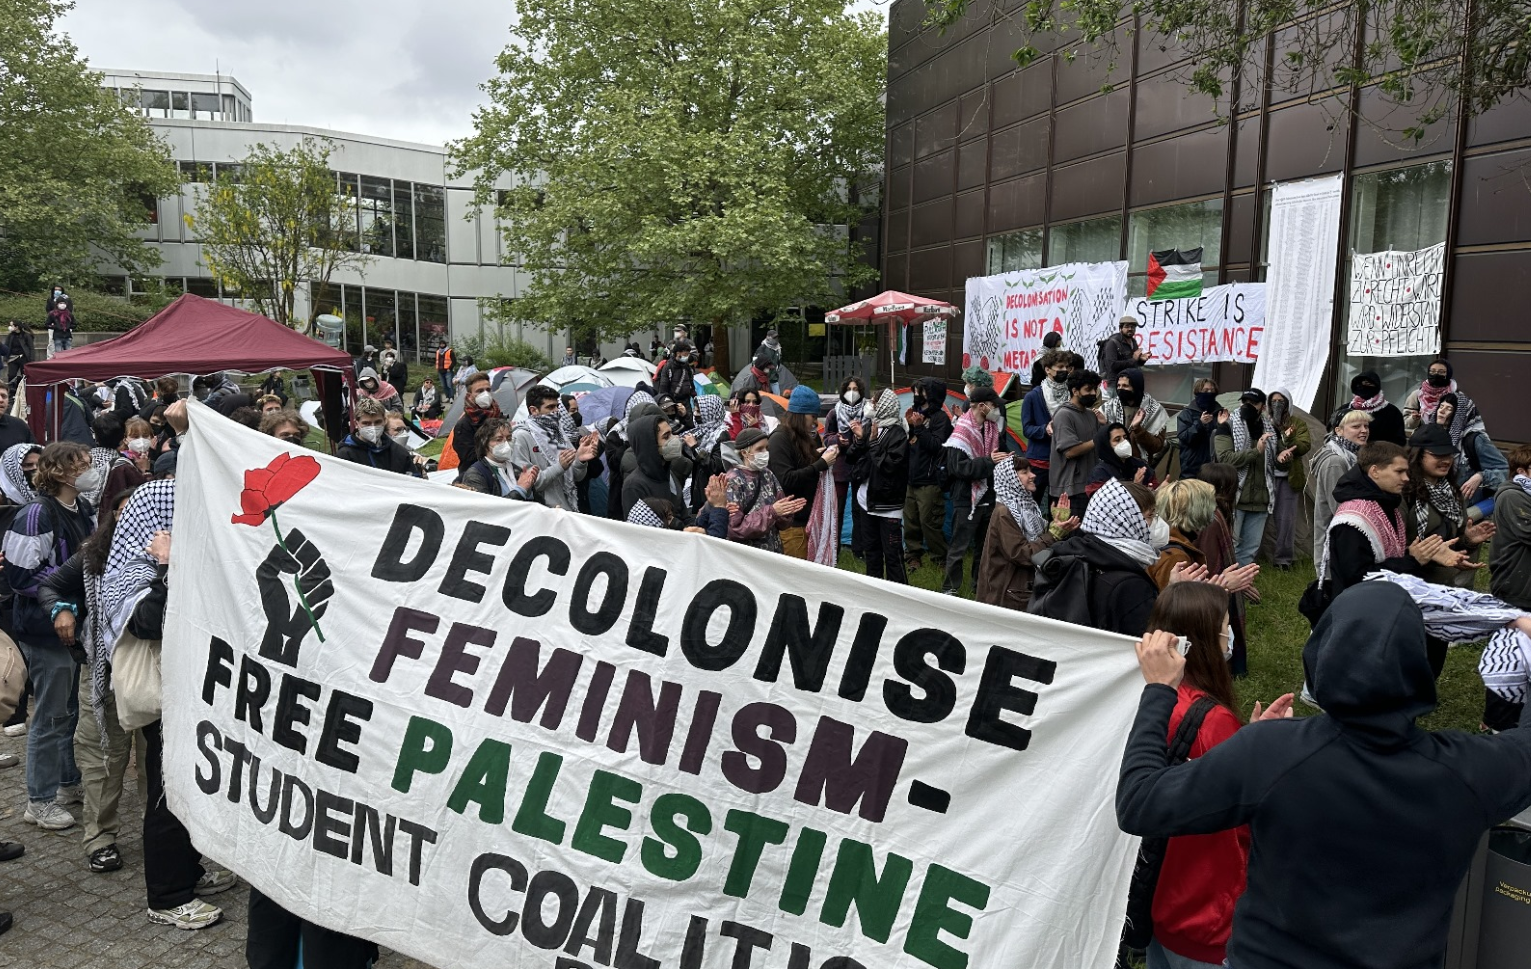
[434,346,455,371]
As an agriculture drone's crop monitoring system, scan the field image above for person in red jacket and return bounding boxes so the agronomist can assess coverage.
[1141,581,1292,969]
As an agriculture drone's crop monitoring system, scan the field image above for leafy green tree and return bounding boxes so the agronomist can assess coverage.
[923,0,1521,142]
[187,138,372,327]
[0,0,180,290]
[452,0,885,360]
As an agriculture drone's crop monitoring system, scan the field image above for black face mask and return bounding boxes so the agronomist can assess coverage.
[571,413,583,427]
[1240,403,1262,425]
[1356,383,1379,399]
[1050,372,1067,384]
[1427,374,1450,388]
[1117,389,1140,406]
[1078,393,1099,408]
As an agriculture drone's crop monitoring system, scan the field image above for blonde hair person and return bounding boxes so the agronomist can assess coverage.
[1148,480,1217,589]
[1309,410,1373,564]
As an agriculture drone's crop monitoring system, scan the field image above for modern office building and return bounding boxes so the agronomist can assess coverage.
[97,70,687,365]
[884,1,1531,441]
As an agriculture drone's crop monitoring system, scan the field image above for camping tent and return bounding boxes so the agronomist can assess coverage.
[25,294,356,441]
[596,357,657,388]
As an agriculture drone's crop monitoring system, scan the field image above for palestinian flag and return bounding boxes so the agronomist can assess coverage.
[1146,247,1203,300]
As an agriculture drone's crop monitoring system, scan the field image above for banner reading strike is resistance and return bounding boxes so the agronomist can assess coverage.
[164,403,1145,969]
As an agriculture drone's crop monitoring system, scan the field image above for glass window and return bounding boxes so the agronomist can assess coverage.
[214,162,242,184]
[178,160,212,183]
[394,181,416,260]
[1125,199,1224,403]
[222,94,237,119]
[97,276,127,296]
[186,277,219,298]
[191,92,221,119]
[1047,215,1122,266]
[342,284,365,354]
[363,288,397,349]
[117,89,138,110]
[1334,160,1453,412]
[414,184,446,263]
[359,176,395,258]
[310,282,343,324]
[397,293,419,360]
[418,294,450,354]
[336,173,360,252]
[986,228,1043,274]
[171,92,190,119]
[141,90,170,117]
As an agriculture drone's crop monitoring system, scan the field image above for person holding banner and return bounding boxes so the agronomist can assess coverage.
[1118,581,1531,969]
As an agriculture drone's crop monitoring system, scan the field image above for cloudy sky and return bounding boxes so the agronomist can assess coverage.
[61,0,890,148]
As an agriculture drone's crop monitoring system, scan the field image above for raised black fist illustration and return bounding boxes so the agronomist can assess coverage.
[256,527,333,667]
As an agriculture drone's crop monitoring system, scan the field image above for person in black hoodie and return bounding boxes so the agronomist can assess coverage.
[336,398,414,474]
[903,376,952,572]
[1331,370,1406,445]
[1028,477,1161,635]
[0,386,33,453]
[620,413,693,525]
[1117,581,1531,969]
[848,389,909,584]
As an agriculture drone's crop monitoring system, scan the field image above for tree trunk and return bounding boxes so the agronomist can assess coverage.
[711,319,731,379]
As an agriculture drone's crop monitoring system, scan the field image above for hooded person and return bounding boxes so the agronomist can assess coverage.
[1086,421,1154,495]
[1028,477,1162,635]
[0,442,41,506]
[1404,358,1457,432]
[620,413,693,525]
[1102,366,1167,462]
[1264,388,1311,569]
[682,395,730,513]
[356,368,403,412]
[848,389,910,584]
[754,329,783,392]
[1334,371,1406,446]
[1116,581,1531,969]
[511,386,591,513]
[903,375,954,571]
[604,390,657,519]
[733,355,774,396]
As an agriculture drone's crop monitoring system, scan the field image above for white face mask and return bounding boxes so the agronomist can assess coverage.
[490,441,514,463]
[127,437,151,453]
[963,385,974,397]
[389,431,411,445]
[1148,516,1171,549]
[660,436,683,461]
[473,391,493,409]
[1113,439,1134,459]
[357,425,384,444]
[863,401,876,420]
[843,390,861,405]
[749,450,770,471]
[985,404,1002,423]
[73,468,103,494]
[1223,624,1235,661]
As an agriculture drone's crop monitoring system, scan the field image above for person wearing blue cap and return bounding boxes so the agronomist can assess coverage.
[768,386,837,559]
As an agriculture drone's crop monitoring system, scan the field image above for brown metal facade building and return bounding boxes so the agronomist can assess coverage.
[883,0,1531,441]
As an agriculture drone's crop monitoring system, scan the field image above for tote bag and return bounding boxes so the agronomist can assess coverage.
[0,631,25,725]
[112,630,162,731]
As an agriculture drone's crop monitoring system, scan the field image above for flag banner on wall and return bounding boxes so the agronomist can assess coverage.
[963,261,1129,377]
[1123,283,1268,365]
[1346,242,1445,357]
[164,403,1146,969]
[1145,248,1203,300]
[1252,173,1345,411]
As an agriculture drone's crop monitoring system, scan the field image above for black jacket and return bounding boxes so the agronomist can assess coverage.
[1117,582,1531,969]
[1325,465,1420,596]
[337,435,414,475]
[1176,405,1218,480]
[450,408,497,474]
[1331,401,1407,447]
[907,379,952,487]
[652,359,696,403]
[0,416,34,454]
[620,414,691,524]
[460,459,536,501]
[768,425,828,527]
[849,425,909,513]
[1027,531,1157,635]
[942,444,996,510]
[1097,331,1139,385]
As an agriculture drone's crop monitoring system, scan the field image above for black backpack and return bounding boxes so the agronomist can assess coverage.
[1121,695,1218,950]
[1027,547,1098,627]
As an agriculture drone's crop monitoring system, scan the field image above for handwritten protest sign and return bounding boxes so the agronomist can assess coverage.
[922,320,947,366]
[163,403,1146,969]
[1124,283,1267,365]
[964,261,1128,376]
[1347,243,1444,356]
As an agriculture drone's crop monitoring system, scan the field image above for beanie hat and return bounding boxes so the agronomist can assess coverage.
[961,364,993,389]
[788,385,821,415]
[734,428,768,451]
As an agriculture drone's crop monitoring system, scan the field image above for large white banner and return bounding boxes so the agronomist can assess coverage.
[1253,174,1345,411]
[1346,242,1445,357]
[963,261,1128,376]
[164,404,1145,969]
[1124,283,1268,365]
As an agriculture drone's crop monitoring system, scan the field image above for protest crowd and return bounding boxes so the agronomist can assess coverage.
[0,307,1530,969]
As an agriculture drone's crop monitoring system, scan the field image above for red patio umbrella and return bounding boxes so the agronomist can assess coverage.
[824,290,959,387]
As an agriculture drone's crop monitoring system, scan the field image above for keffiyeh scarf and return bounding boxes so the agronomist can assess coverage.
[805,468,839,567]
[1323,497,1407,581]
[1228,409,1278,513]
[691,396,729,454]
[1417,377,1455,422]
[615,391,656,442]
[0,443,38,505]
[626,502,668,529]
[1439,391,1483,450]
[1101,392,1167,436]
[947,408,1001,518]
[1040,377,1070,415]
[873,389,903,431]
[993,459,1047,541]
[1350,391,1389,414]
[100,480,175,717]
[1413,476,1465,536]
[1516,474,1531,498]
[524,402,581,511]
[1082,478,1158,567]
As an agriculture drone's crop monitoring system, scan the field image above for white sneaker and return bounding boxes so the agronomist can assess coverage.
[55,784,83,806]
[0,753,17,770]
[194,869,237,897]
[147,899,222,931]
[2,724,25,738]
[23,800,75,831]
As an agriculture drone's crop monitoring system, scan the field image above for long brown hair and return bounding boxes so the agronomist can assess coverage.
[779,411,821,465]
[1146,582,1241,722]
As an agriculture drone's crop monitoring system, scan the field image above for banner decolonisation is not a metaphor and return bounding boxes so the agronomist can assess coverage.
[162,404,1147,969]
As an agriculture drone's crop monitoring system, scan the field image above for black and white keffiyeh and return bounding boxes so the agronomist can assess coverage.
[101,479,175,651]
[1101,392,1167,437]
[993,459,1047,541]
[1413,476,1465,535]
[1228,408,1277,513]
[524,402,580,511]
[692,396,729,454]
[1364,571,1525,644]
[1081,478,1157,567]
[626,501,668,529]
[0,443,39,505]
[615,391,656,442]
[1481,627,1531,705]
[1515,474,1531,498]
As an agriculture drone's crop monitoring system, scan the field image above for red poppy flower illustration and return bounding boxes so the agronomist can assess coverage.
[232,453,325,642]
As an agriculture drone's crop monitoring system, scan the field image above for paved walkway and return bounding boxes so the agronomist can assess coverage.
[0,731,431,968]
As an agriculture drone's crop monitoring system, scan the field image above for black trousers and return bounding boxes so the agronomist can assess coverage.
[1484,689,1524,733]
[854,505,908,584]
[143,720,204,909]
[247,888,378,969]
[944,501,993,594]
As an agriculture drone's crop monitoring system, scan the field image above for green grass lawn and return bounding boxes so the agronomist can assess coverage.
[837,548,1488,733]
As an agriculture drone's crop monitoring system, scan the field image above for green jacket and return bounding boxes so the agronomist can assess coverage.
[1272,417,1312,494]
[1214,428,1271,513]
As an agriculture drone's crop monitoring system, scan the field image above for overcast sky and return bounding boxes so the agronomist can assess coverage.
[61,0,891,148]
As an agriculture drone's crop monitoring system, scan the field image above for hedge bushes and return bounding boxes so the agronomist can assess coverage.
[0,288,174,333]
[453,332,554,373]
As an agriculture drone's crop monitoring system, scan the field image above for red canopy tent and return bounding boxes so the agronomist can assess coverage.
[25,294,356,441]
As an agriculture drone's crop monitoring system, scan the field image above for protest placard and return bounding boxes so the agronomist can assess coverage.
[922,320,947,365]
[1124,283,1267,365]
[1346,243,1445,357]
[164,403,1145,969]
[963,261,1128,376]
